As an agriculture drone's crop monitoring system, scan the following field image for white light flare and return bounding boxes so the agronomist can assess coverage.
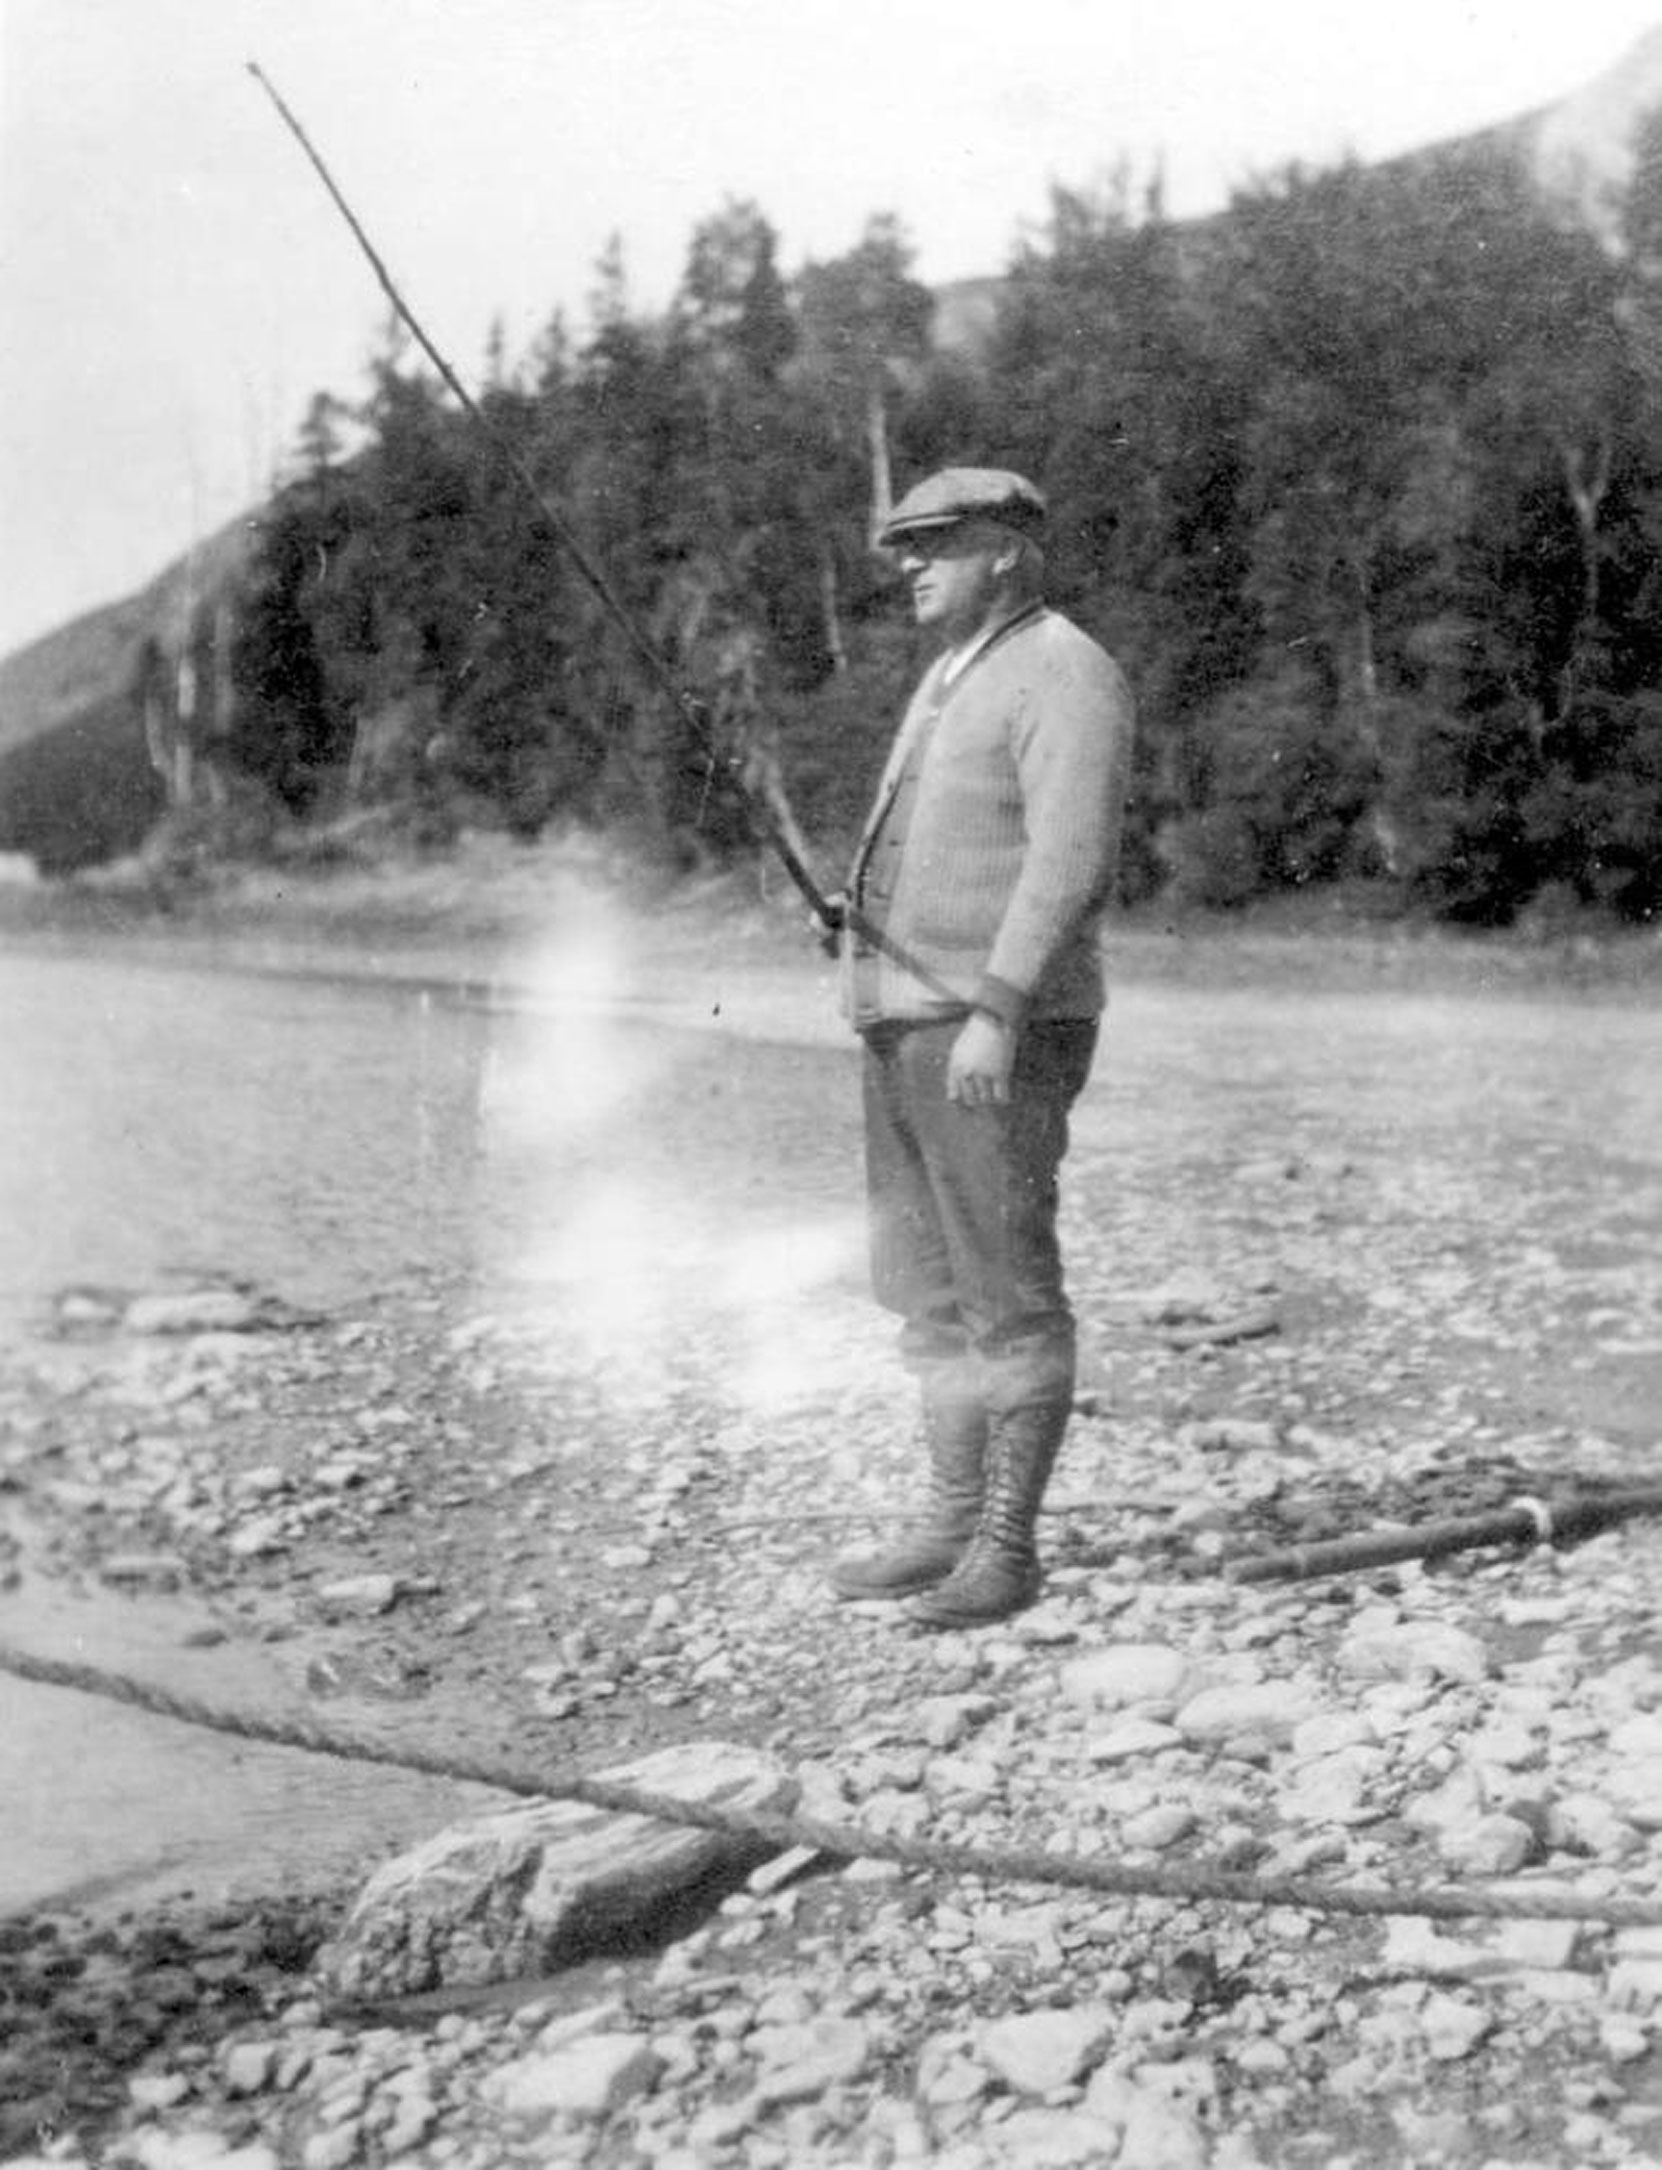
[476,878,872,1413]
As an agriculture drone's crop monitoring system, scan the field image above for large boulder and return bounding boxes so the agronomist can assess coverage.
[315,1739,792,2000]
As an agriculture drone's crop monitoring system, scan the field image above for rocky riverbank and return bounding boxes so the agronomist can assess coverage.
[6,1260,1662,2170]
[3,850,1662,2168]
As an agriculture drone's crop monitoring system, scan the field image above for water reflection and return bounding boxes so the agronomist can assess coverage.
[0,945,870,1384]
[0,950,493,1327]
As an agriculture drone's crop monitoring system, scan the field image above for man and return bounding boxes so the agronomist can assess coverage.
[827,466,1134,1628]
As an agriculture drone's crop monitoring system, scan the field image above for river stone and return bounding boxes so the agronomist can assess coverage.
[1610,1957,1662,2011]
[751,2016,872,2104]
[1122,1802,1197,1851]
[1338,1620,1491,1686]
[913,1693,997,1750]
[916,2029,994,2108]
[1276,1745,1387,1826]
[487,2034,663,2124]
[1083,2070,1210,2169]
[1403,1763,1487,1834]
[313,1740,791,1998]
[98,1552,188,1591]
[125,1290,262,1335]
[227,1516,289,1560]
[1379,1918,1486,1980]
[118,2138,281,2170]
[57,1289,123,1329]
[381,2098,438,2153]
[1087,1717,1184,1764]
[1435,1812,1536,1876]
[1494,1918,1581,1970]
[1419,1993,1493,2061]
[1545,1791,1643,1858]
[971,2107,1126,2164]
[1610,1714,1662,1757]
[977,2006,1116,2095]
[127,2074,193,2112]
[316,1573,400,1619]
[1600,2015,1652,2064]
[1290,1709,1376,1759]
[1609,1758,1662,1829]
[1059,1645,1191,1712]
[220,2039,281,2095]
[1468,1719,1543,1770]
[1174,1682,1313,1746]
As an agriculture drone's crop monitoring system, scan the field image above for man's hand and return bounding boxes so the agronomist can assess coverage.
[811,892,848,957]
[947,1012,1015,1106]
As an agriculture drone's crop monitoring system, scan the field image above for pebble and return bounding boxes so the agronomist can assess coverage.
[314,1573,400,1618]
[1275,1745,1387,1826]
[1058,1643,1190,1711]
[913,1693,997,1749]
[1173,1681,1313,1746]
[1599,2015,1652,2062]
[225,1517,288,1560]
[1289,1709,1377,1758]
[1083,2070,1210,2169]
[298,2133,359,2170]
[1122,1803,1198,1850]
[128,2075,194,2112]
[750,2017,871,2105]
[99,1552,188,1590]
[1547,1792,1643,1859]
[124,1292,261,1336]
[219,2042,280,2097]
[1339,1618,1493,1685]
[1437,1812,1537,1875]
[1609,1958,1662,2010]
[746,1845,821,1897]
[1086,1716,1184,1763]
[1420,1993,1494,2061]
[121,2138,282,2170]
[975,2006,1115,2094]
[486,2034,663,2124]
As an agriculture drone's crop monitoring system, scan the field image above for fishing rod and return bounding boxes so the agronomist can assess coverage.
[247,61,845,926]
[1228,1484,1662,1585]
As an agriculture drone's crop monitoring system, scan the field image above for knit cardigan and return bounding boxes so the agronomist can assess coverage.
[844,606,1134,1028]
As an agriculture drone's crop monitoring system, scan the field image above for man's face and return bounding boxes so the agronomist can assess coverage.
[896,521,1007,641]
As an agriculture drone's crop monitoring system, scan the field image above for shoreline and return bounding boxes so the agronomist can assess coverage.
[1,832,1659,1010]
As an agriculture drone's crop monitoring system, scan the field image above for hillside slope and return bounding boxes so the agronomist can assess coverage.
[0,516,256,762]
[0,517,257,872]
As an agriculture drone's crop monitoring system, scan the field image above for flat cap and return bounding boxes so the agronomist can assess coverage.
[878,466,1047,547]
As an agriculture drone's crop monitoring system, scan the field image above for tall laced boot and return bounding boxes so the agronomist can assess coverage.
[830,1394,988,1601]
[906,1399,1070,1628]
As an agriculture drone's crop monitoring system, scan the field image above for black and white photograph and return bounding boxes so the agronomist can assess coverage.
[3,2,1662,2163]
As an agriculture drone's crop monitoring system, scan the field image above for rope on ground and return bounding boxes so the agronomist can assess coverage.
[6,1639,1662,1930]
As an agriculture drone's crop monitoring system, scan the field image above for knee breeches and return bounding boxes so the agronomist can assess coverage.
[861,1016,1098,1411]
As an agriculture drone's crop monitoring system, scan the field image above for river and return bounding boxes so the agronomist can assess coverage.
[0,948,506,1337]
[5,937,1662,1339]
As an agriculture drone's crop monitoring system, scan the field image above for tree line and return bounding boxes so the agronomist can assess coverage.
[227,129,1662,926]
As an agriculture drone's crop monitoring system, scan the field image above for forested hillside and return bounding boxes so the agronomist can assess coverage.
[12,114,1662,923]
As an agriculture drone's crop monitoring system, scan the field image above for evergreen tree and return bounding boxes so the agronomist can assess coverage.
[215,154,1662,923]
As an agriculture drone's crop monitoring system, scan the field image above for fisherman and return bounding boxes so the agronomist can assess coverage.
[826,467,1135,1628]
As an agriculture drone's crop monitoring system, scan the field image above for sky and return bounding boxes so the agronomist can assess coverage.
[3,0,1661,659]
